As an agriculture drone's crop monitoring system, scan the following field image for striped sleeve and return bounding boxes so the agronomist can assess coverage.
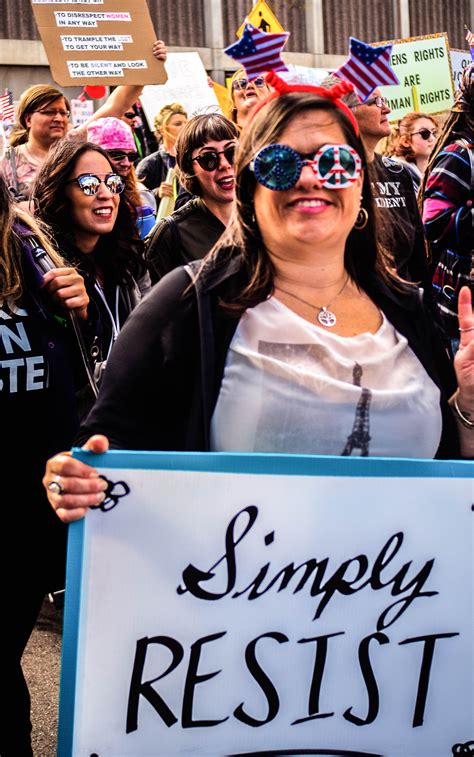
[422,143,473,254]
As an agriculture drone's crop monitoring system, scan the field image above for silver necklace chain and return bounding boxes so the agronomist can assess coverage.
[274,275,350,328]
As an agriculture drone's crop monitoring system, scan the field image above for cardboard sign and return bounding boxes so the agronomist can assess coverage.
[374,33,454,121]
[139,53,221,132]
[236,0,286,39]
[58,452,473,756]
[30,0,167,86]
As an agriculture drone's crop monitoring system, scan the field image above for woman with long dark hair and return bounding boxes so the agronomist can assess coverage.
[44,75,473,522]
[33,139,150,408]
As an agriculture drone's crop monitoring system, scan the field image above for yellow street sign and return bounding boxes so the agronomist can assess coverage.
[236,0,286,38]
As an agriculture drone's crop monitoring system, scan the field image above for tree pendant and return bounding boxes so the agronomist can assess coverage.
[318,307,337,327]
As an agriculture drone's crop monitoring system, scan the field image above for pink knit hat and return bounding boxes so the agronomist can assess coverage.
[87,116,135,151]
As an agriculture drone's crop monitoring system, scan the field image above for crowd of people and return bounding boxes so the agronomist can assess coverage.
[1,47,473,755]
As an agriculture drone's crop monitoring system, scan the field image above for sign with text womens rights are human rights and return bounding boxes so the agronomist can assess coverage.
[59,452,473,756]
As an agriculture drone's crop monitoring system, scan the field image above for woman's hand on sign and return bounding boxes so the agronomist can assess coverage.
[454,285,474,409]
[43,435,110,523]
[157,181,174,198]
[153,40,167,62]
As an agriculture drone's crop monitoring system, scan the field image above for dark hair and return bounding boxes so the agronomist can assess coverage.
[205,91,397,312]
[33,140,145,285]
[175,113,239,196]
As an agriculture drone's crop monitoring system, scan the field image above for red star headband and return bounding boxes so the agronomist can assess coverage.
[251,71,360,137]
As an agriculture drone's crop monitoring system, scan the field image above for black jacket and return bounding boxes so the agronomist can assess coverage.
[145,198,226,284]
[77,256,460,458]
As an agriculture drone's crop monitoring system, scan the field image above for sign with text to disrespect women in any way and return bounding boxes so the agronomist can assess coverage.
[58,452,473,756]
[375,33,454,122]
[30,0,167,87]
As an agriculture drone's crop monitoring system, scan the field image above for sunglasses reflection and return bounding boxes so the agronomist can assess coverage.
[67,173,126,196]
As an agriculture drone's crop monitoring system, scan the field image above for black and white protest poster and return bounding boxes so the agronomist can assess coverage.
[58,452,473,756]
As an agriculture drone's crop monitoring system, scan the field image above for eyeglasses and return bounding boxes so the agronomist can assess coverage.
[250,143,362,191]
[232,76,266,92]
[65,173,125,196]
[192,144,236,172]
[123,112,136,119]
[352,96,387,109]
[410,128,438,140]
[107,150,139,162]
[35,108,70,118]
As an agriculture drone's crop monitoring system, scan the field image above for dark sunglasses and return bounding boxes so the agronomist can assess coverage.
[232,76,266,92]
[65,173,125,196]
[107,149,139,162]
[192,144,236,172]
[410,128,437,140]
[250,143,362,191]
[123,111,136,119]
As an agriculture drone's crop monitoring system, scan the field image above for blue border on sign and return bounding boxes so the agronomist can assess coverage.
[57,451,472,755]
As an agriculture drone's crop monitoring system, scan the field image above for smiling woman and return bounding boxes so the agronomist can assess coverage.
[33,140,151,415]
[43,74,473,527]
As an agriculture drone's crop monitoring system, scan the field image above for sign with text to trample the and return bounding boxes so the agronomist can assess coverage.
[30,0,167,86]
[58,452,473,756]
[374,33,454,121]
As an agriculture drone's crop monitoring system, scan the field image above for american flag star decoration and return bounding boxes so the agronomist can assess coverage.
[0,88,15,123]
[224,22,290,81]
[466,27,474,60]
[335,37,399,102]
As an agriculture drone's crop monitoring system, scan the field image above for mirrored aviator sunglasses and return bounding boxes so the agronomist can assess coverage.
[192,144,236,172]
[250,143,362,191]
[66,173,125,196]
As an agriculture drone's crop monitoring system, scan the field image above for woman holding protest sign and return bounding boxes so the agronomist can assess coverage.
[43,73,474,522]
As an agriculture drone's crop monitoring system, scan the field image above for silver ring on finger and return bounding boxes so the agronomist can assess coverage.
[48,476,64,496]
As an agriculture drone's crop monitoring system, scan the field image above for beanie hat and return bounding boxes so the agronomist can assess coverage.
[87,116,135,151]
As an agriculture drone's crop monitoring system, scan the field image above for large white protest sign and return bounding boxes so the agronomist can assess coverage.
[139,52,221,131]
[375,33,454,121]
[58,452,473,756]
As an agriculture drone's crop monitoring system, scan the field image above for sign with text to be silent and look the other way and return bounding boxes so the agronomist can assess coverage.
[376,33,454,121]
[30,0,166,86]
[59,452,473,756]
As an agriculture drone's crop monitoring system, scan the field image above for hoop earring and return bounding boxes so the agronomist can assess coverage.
[354,207,368,230]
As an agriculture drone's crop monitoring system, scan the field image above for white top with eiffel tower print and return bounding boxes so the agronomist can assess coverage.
[210,296,442,458]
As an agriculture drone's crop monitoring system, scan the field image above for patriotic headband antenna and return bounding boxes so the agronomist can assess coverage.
[255,71,361,137]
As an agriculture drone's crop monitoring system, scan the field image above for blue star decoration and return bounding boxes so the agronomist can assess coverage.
[224,22,289,80]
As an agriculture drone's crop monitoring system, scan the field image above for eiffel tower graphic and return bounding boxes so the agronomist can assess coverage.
[341,362,372,456]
